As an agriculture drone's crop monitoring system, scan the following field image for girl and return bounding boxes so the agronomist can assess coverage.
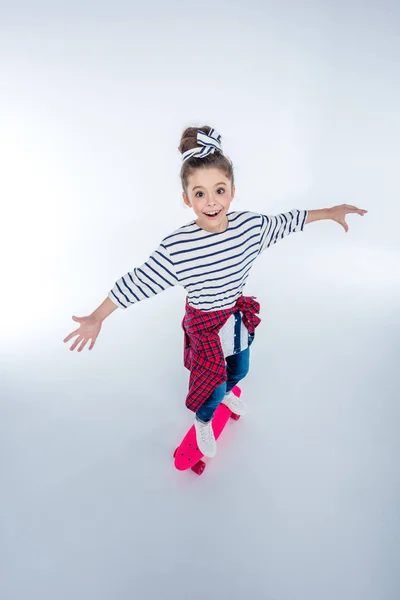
[64,125,368,458]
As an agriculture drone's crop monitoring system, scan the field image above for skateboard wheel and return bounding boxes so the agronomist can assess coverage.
[230,413,241,421]
[191,460,206,475]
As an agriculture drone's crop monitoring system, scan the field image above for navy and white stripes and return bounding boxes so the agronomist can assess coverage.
[108,209,308,312]
[181,128,223,163]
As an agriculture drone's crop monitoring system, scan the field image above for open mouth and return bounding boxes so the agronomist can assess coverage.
[204,210,221,219]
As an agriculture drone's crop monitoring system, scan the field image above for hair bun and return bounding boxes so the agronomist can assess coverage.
[178,125,233,195]
[178,125,214,155]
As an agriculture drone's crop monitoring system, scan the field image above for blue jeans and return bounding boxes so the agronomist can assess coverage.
[195,346,250,423]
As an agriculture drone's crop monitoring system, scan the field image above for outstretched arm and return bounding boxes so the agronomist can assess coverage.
[306,205,368,232]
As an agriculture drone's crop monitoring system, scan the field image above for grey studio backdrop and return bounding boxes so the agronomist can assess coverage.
[1,2,399,600]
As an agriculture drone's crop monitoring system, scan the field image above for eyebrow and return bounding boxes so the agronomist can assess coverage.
[192,182,227,191]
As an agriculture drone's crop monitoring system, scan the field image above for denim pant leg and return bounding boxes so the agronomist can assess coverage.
[195,347,250,423]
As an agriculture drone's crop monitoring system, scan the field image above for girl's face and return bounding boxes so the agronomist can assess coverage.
[182,168,235,233]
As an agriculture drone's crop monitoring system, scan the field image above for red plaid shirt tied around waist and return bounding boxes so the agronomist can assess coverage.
[181,295,262,412]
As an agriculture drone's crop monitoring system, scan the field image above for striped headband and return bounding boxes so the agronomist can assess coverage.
[181,128,223,163]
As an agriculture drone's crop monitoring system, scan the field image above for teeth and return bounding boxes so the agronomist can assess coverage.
[206,211,219,216]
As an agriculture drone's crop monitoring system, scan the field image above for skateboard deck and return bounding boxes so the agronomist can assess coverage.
[173,385,242,475]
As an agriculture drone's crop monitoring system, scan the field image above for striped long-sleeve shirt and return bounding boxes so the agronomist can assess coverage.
[108,209,308,357]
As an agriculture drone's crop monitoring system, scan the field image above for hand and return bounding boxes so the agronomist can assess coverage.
[63,315,102,352]
[328,204,368,232]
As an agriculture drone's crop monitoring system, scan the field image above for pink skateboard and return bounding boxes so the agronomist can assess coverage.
[173,385,242,476]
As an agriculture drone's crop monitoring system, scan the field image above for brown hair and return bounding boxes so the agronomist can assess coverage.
[178,125,235,194]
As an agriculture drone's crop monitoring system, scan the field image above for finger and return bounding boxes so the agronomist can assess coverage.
[70,336,83,351]
[64,329,80,343]
[89,338,96,350]
[346,205,368,214]
[349,208,368,215]
[78,338,89,352]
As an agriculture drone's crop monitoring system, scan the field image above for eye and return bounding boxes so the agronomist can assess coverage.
[195,188,225,198]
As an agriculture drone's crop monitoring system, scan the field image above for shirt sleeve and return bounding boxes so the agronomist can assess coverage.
[108,242,178,309]
[258,209,308,256]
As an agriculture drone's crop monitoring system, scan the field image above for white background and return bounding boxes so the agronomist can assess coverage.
[1,1,399,599]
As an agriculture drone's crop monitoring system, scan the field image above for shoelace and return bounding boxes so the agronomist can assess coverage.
[226,392,240,406]
[198,422,214,443]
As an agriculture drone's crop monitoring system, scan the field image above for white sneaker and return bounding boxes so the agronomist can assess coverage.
[221,389,248,415]
[194,416,217,458]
